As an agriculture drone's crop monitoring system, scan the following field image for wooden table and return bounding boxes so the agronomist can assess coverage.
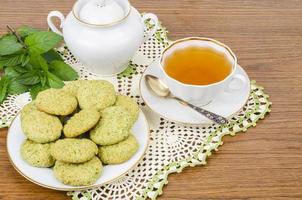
[1,0,302,199]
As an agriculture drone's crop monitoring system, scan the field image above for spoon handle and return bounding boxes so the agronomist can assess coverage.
[186,102,228,125]
[174,97,228,124]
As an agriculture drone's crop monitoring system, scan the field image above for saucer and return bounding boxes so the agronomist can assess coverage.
[139,59,251,125]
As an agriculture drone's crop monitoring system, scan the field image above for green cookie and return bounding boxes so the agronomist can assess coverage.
[21,108,62,143]
[90,106,133,145]
[20,102,37,118]
[63,108,101,138]
[115,95,139,123]
[62,80,86,97]
[98,135,139,164]
[53,156,102,186]
[77,80,116,111]
[36,88,78,116]
[51,138,98,163]
[21,140,55,167]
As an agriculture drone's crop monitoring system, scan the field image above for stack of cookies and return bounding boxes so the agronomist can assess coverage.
[20,80,140,186]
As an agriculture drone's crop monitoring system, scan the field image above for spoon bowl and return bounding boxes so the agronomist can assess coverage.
[145,75,171,97]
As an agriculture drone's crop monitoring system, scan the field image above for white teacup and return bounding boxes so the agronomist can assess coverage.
[159,37,247,106]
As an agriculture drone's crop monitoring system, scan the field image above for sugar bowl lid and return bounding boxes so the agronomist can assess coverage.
[73,0,131,26]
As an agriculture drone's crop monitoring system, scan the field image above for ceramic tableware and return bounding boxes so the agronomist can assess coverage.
[160,37,247,106]
[47,0,159,76]
[7,110,149,191]
[145,75,228,125]
[140,59,251,125]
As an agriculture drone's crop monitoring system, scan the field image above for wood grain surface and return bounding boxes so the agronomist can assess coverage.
[1,0,302,199]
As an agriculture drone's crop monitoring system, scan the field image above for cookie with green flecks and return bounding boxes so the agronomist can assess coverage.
[90,106,133,145]
[21,108,62,143]
[63,108,101,138]
[77,80,116,111]
[51,138,98,163]
[36,88,78,115]
[21,140,55,167]
[62,80,86,96]
[20,101,37,118]
[53,156,102,186]
[98,134,139,164]
[115,95,139,123]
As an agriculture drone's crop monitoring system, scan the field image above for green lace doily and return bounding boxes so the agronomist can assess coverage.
[138,81,271,199]
[69,80,271,200]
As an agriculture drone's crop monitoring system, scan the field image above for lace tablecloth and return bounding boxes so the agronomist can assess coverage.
[0,18,271,200]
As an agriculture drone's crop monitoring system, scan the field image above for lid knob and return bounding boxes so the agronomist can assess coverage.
[78,0,125,25]
[96,0,106,7]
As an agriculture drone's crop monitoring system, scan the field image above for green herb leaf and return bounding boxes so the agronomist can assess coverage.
[43,49,63,62]
[18,26,39,37]
[21,54,30,66]
[0,27,80,103]
[0,35,23,56]
[4,66,21,79]
[0,54,27,67]
[29,53,48,71]
[49,60,78,81]
[8,79,29,94]
[29,84,49,99]
[47,71,64,88]
[14,65,28,74]
[16,71,40,85]
[24,62,34,71]
[25,31,62,54]
[0,76,9,103]
[40,74,47,86]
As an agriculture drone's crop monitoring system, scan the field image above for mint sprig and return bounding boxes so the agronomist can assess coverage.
[0,26,79,104]
[0,35,23,55]
[25,31,63,54]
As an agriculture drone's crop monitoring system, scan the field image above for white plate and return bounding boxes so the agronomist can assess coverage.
[140,59,251,125]
[7,110,149,191]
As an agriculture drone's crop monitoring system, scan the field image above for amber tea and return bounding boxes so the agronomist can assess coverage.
[163,47,232,85]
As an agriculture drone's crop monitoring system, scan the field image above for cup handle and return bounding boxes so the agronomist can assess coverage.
[142,13,159,43]
[225,74,247,93]
[47,11,65,36]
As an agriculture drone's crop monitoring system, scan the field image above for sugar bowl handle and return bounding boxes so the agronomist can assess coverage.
[142,13,159,43]
[47,11,65,36]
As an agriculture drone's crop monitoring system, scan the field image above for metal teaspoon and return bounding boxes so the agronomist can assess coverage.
[145,75,228,125]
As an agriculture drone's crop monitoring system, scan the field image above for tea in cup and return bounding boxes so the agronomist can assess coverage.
[160,37,247,105]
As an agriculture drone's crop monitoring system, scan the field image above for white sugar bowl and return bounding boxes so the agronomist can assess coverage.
[47,0,158,76]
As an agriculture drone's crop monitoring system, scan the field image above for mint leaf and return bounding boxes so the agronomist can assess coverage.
[4,66,21,79]
[40,74,47,86]
[24,62,35,71]
[8,79,29,94]
[49,60,78,81]
[43,49,63,62]
[0,35,23,56]
[47,72,64,88]
[29,84,49,99]
[25,31,62,54]
[16,71,40,85]
[0,76,9,103]
[29,53,48,72]
[14,65,28,73]
[0,54,27,67]
[18,26,39,37]
[21,54,30,66]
